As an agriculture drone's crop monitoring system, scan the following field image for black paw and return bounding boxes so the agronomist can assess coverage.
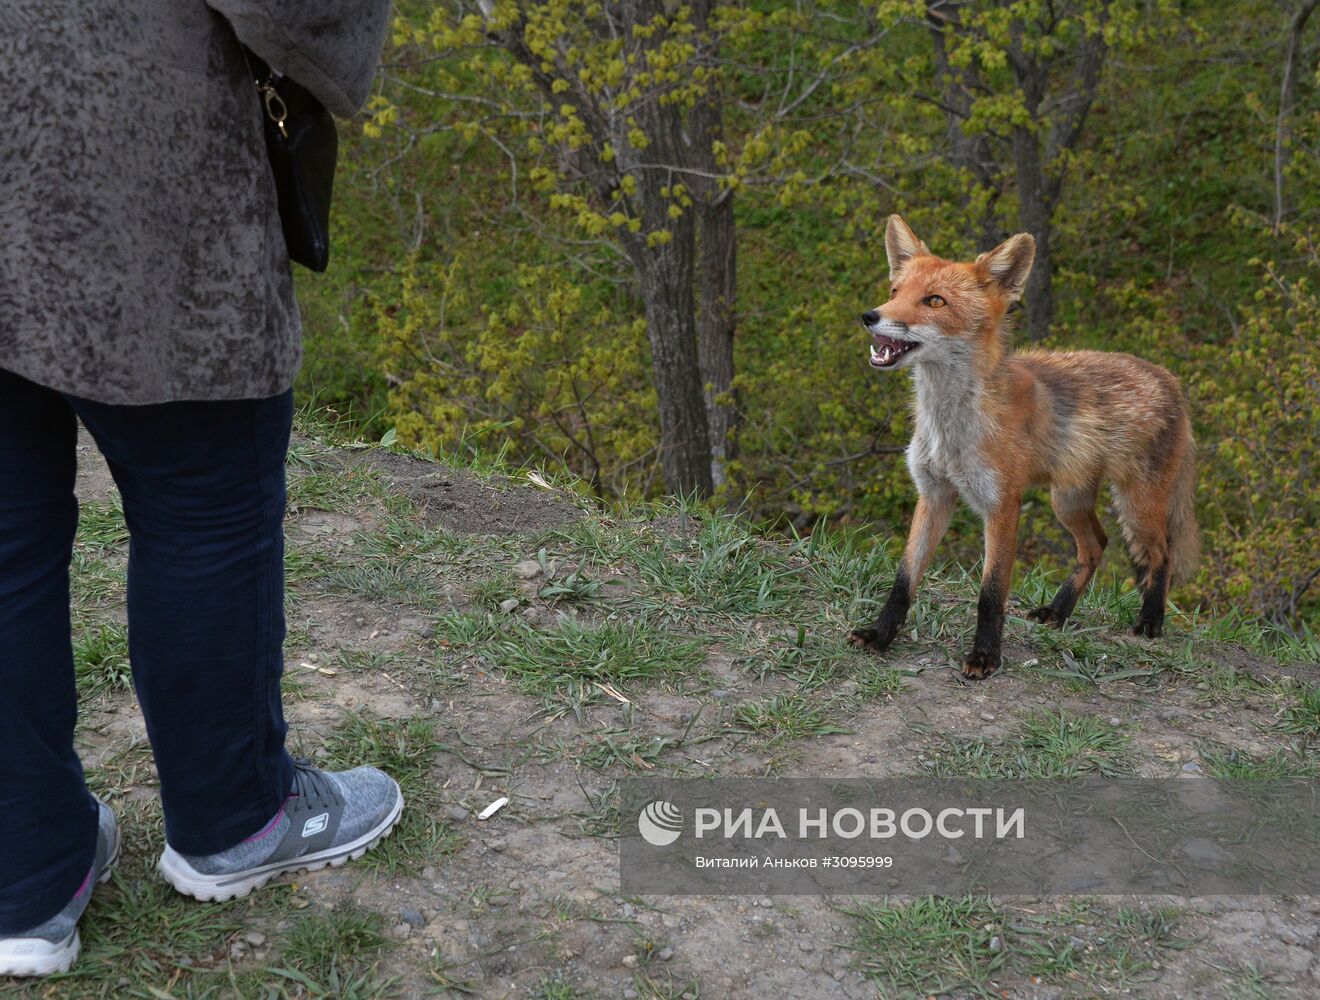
[961,648,1001,680]
[848,626,893,655]
[1131,618,1163,639]
[1026,605,1065,626]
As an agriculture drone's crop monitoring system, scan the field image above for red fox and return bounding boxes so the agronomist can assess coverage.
[848,215,1199,679]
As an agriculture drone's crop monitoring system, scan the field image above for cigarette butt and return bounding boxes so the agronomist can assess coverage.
[477,796,509,820]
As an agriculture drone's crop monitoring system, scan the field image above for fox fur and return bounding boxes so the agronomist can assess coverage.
[848,215,1199,679]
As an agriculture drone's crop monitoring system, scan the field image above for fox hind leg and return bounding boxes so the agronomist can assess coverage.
[1113,479,1173,638]
[1027,485,1107,627]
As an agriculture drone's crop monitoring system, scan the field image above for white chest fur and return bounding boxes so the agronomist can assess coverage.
[906,364,1000,517]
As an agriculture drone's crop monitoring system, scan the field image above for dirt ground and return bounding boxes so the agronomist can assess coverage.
[52,428,1320,1000]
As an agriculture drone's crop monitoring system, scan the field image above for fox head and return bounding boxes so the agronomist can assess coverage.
[862,215,1036,372]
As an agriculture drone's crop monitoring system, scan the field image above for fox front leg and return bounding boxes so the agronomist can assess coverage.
[962,496,1021,679]
[849,492,953,654]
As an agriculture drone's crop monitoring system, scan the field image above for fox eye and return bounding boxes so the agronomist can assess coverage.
[922,294,946,308]
[889,286,898,300]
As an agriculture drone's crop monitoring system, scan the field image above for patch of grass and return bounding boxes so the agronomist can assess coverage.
[802,525,899,623]
[267,905,395,999]
[358,809,464,876]
[846,895,1005,997]
[64,862,264,990]
[531,975,596,999]
[632,973,702,999]
[285,541,337,583]
[1274,682,1320,736]
[738,627,859,692]
[846,896,1186,998]
[539,728,691,772]
[548,516,646,569]
[1211,960,1281,999]
[1192,609,1320,665]
[539,566,611,606]
[334,648,402,673]
[428,953,481,994]
[928,710,1133,778]
[574,781,621,839]
[77,500,129,552]
[321,560,437,605]
[732,694,854,744]
[489,617,706,700]
[632,512,809,618]
[322,713,444,797]
[69,549,127,608]
[436,608,504,647]
[74,622,133,697]
[471,570,518,609]
[286,464,382,515]
[1197,741,1319,780]
[855,661,906,699]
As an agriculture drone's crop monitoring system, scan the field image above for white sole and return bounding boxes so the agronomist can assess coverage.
[0,929,81,978]
[157,784,404,902]
[0,825,120,978]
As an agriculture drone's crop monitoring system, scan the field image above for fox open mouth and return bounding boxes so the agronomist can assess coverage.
[869,334,919,368]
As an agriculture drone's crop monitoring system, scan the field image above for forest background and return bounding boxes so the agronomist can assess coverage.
[291,0,1320,633]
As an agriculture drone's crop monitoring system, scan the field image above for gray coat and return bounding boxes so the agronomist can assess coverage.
[0,1,391,404]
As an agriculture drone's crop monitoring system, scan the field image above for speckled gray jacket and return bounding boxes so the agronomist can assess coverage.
[0,1,390,404]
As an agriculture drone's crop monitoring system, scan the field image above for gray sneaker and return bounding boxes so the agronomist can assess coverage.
[0,797,120,977]
[157,758,403,902]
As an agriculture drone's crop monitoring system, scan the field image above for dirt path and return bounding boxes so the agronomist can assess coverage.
[30,428,1320,999]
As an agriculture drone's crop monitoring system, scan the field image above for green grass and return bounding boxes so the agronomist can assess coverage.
[74,622,133,697]
[77,500,129,552]
[487,616,706,702]
[927,710,1134,778]
[801,524,900,623]
[471,570,518,609]
[1197,741,1319,780]
[732,694,854,744]
[286,465,383,516]
[1274,682,1320,736]
[322,714,445,797]
[70,549,127,608]
[631,512,810,619]
[531,975,596,999]
[267,905,395,999]
[738,627,875,692]
[846,896,1187,998]
[855,661,906,699]
[320,560,437,605]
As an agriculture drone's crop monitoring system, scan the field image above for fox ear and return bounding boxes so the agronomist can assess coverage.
[976,233,1037,303]
[885,215,929,281]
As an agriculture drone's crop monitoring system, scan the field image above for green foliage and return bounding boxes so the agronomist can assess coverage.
[294,0,1319,628]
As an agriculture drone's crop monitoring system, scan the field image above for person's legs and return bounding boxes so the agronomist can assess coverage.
[69,390,296,855]
[0,369,99,935]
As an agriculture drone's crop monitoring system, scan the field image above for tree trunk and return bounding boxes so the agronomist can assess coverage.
[631,243,714,497]
[688,0,737,493]
[623,53,713,497]
[695,191,736,491]
[1275,0,1320,231]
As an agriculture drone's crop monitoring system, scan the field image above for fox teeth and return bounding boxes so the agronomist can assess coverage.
[870,342,894,365]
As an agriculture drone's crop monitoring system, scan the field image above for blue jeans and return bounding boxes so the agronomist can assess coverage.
[0,368,295,932]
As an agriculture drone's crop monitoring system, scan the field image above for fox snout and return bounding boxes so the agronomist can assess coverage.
[862,311,908,333]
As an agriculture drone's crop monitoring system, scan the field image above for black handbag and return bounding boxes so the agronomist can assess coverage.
[247,51,338,272]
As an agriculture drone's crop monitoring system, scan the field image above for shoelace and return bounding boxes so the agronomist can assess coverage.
[289,757,342,810]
